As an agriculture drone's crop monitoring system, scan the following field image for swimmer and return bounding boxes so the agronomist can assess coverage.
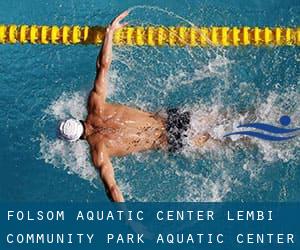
[58,11,211,202]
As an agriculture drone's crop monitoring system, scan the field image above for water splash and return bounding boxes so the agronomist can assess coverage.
[39,134,98,185]
[37,6,299,202]
[39,88,300,201]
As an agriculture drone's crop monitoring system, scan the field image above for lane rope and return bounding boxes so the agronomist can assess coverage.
[0,25,299,46]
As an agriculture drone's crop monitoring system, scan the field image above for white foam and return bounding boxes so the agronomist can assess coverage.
[39,92,98,185]
[180,89,300,163]
[38,71,300,203]
[253,90,300,162]
[45,92,87,120]
[39,134,97,183]
[175,164,233,202]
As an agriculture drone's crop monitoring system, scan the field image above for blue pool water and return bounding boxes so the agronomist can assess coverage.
[0,0,299,202]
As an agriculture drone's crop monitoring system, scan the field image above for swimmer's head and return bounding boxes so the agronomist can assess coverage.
[57,118,84,142]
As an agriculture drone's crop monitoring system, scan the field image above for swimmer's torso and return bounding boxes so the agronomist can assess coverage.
[85,92,167,156]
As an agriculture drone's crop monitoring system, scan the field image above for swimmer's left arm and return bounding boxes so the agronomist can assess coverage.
[92,143,125,202]
[94,11,129,100]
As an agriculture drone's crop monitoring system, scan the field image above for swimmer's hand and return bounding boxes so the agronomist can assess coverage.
[107,10,129,33]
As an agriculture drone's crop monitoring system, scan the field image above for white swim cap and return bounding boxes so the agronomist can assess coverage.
[58,118,84,142]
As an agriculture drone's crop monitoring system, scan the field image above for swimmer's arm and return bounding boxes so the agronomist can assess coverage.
[92,144,125,202]
[94,11,129,99]
[93,30,112,99]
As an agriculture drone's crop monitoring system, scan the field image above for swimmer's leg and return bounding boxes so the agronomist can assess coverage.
[189,113,218,147]
[192,133,254,148]
[192,132,211,147]
[190,107,258,148]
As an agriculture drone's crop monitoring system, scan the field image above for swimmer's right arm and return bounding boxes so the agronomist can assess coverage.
[92,144,125,202]
[93,11,129,100]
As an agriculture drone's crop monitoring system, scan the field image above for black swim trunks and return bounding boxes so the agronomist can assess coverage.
[166,108,191,153]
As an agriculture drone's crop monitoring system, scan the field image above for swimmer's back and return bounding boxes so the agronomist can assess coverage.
[86,102,168,156]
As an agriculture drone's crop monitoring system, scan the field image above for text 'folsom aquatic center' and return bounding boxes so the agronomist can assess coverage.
[7,209,273,221]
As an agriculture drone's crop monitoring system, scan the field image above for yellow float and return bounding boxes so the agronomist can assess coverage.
[0,24,299,46]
